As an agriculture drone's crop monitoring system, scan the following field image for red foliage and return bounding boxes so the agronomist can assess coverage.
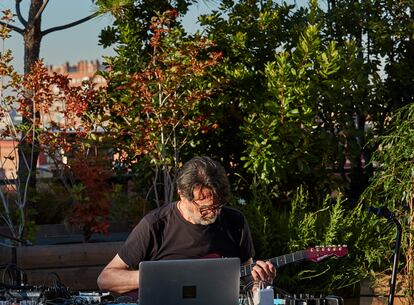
[11,60,111,240]
[69,152,112,241]
[17,60,96,132]
[100,10,223,167]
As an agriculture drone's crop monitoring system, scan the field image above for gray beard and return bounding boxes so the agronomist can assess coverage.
[187,209,218,225]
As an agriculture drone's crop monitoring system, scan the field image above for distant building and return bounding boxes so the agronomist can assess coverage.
[0,139,18,180]
[47,59,107,87]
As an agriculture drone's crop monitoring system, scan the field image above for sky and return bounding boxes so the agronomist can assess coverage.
[0,0,215,73]
[1,0,308,73]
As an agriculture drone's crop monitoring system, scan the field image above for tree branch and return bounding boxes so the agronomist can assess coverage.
[0,20,24,34]
[41,11,99,36]
[31,0,49,27]
[15,0,28,27]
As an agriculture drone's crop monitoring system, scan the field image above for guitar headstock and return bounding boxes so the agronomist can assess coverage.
[304,245,348,262]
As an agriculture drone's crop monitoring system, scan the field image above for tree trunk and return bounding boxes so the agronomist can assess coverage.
[17,0,43,238]
[23,0,42,74]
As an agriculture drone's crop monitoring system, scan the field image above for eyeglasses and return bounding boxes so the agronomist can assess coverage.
[191,198,225,216]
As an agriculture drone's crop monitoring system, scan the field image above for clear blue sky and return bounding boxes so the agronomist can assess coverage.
[0,0,216,72]
[1,0,307,73]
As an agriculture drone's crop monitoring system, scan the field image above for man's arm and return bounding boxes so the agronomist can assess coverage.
[97,254,140,294]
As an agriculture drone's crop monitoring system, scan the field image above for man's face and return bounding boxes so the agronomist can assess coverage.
[182,186,223,225]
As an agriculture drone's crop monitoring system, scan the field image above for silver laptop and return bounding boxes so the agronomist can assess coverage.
[138,257,240,305]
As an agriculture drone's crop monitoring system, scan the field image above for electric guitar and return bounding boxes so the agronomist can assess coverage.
[240,245,348,277]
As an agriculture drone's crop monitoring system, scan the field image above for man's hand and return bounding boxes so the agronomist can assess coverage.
[251,260,276,283]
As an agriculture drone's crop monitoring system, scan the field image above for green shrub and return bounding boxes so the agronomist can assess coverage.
[239,182,394,295]
[109,182,153,226]
[361,103,414,299]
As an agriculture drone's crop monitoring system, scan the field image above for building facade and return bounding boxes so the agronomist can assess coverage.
[47,59,106,88]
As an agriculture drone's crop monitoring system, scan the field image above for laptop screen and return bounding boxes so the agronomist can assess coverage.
[138,257,240,305]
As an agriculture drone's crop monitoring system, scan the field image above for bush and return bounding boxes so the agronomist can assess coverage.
[239,182,394,295]
[361,103,414,300]
[34,180,72,224]
[109,182,154,226]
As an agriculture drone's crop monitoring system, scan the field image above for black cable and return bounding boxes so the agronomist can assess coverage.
[1,264,14,285]
[1,264,28,286]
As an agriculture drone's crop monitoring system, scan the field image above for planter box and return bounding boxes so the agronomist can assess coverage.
[360,278,410,305]
[0,241,123,290]
[0,222,131,245]
[0,223,130,290]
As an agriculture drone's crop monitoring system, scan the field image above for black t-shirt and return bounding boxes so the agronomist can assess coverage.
[118,202,255,269]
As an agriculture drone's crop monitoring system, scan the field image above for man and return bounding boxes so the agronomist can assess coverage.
[97,156,276,294]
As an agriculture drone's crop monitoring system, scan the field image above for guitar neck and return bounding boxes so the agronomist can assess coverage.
[240,250,306,277]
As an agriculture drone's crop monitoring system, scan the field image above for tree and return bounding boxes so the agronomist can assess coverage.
[323,0,414,201]
[1,1,100,74]
[0,26,109,241]
[197,0,414,205]
[198,0,360,203]
[16,60,111,242]
[0,0,101,204]
[241,23,361,203]
[95,9,222,206]
[97,0,196,71]
[0,1,105,236]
